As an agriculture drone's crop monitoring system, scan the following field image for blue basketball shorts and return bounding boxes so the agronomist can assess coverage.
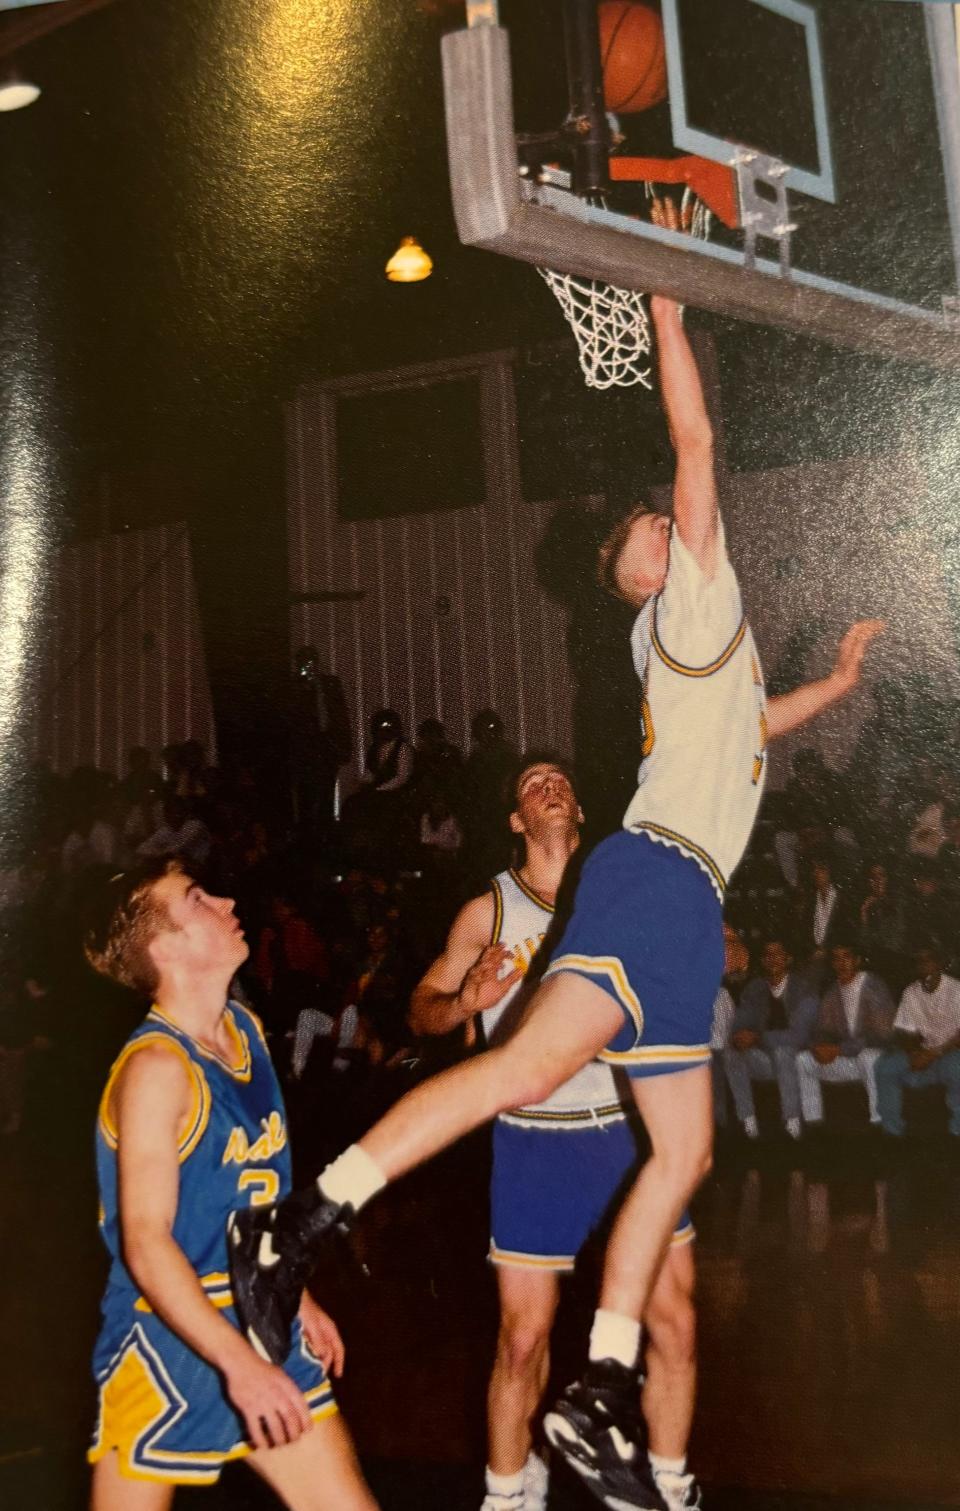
[89,1292,336,1485]
[489,1116,694,1270]
[543,829,724,1078]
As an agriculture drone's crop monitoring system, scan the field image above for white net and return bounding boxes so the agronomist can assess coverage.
[539,189,713,390]
[537,269,652,390]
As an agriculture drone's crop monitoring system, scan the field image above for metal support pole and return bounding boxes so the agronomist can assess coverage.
[561,0,610,198]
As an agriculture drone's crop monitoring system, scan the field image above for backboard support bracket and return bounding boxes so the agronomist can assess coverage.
[441,22,960,370]
[735,151,797,277]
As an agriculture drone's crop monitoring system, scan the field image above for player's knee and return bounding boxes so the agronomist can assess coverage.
[496,1313,550,1380]
[657,1127,712,1189]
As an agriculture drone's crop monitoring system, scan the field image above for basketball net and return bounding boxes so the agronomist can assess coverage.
[539,191,711,389]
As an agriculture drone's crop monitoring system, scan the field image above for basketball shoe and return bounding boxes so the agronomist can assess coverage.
[544,1359,666,1511]
[227,1187,354,1363]
[652,1467,703,1511]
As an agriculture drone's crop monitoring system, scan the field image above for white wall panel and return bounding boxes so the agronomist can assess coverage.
[31,523,215,775]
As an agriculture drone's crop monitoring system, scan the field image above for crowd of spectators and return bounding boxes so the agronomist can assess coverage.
[715,740,960,1146]
[4,706,960,1156]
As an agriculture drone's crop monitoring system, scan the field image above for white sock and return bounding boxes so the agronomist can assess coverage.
[650,1452,687,1477]
[524,1449,548,1486]
[484,1465,525,1503]
[317,1145,386,1211]
[588,1308,641,1369]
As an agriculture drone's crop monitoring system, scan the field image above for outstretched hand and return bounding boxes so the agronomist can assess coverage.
[830,619,885,694]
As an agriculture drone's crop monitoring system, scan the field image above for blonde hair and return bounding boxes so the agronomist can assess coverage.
[84,858,183,998]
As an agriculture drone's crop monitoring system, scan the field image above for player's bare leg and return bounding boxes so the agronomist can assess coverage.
[248,1410,378,1510]
[228,973,623,1365]
[643,1242,696,1463]
[90,1452,173,1511]
[360,973,624,1178]
[487,1266,560,1477]
[599,1067,712,1323]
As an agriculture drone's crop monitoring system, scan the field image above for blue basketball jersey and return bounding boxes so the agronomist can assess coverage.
[95,1001,291,1321]
[89,1001,335,1486]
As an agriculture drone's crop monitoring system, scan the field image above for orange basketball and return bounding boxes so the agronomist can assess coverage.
[599,1,668,115]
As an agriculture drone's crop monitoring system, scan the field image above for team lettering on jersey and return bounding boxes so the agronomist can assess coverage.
[221,1109,287,1166]
[512,933,546,976]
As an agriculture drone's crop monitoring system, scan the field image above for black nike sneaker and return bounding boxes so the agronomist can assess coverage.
[227,1186,354,1364]
[543,1359,667,1511]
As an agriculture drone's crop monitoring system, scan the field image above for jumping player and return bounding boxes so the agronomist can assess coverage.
[84,859,377,1511]
[409,754,698,1511]
[228,298,883,1510]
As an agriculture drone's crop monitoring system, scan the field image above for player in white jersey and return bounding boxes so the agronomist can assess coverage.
[229,298,883,1509]
[408,756,696,1511]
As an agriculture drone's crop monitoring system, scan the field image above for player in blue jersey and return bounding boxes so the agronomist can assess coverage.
[228,299,883,1510]
[83,858,377,1510]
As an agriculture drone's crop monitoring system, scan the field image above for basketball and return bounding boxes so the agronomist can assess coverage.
[599,1,668,115]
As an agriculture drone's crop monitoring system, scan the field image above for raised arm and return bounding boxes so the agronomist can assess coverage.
[766,619,885,740]
[650,295,719,577]
[408,890,519,1039]
[113,1047,311,1450]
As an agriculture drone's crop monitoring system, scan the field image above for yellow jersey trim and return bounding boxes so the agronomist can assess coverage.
[543,954,643,1039]
[490,878,504,946]
[498,1103,625,1126]
[627,822,726,895]
[490,1245,576,1271]
[652,612,746,678]
[98,1035,211,1163]
[88,1327,336,1483]
[508,868,555,913]
[147,1005,252,1082]
[600,1042,711,1066]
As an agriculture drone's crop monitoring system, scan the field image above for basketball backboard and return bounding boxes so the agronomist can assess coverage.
[441,0,960,369]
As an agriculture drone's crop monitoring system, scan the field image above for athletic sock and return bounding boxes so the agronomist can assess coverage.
[588,1308,641,1370]
[649,1452,687,1477]
[317,1145,386,1211]
[523,1449,549,1506]
[483,1466,525,1507]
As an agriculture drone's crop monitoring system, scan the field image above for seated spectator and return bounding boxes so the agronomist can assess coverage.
[796,939,895,1131]
[723,935,818,1140]
[420,797,463,858]
[876,943,960,1139]
[794,852,850,991]
[412,718,463,802]
[905,766,952,859]
[901,858,957,964]
[857,860,908,988]
[136,795,211,871]
[710,947,737,1131]
[119,745,162,809]
[253,891,331,1032]
[721,919,751,1004]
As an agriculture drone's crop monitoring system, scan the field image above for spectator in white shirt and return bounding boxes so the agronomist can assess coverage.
[876,944,960,1138]
[796,939,895,1129]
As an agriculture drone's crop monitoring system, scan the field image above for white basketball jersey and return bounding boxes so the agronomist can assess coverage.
[485,869,625,1129]
[622,521,767,897]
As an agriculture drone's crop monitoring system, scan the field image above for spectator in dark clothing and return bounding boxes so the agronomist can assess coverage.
[796,939,895,1130]
[857,859,908,989]
[463,709,517,879]
[795,852,851,990]
[723,936,818,1139]
[288,645,352,840]
[902,858,957,966]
